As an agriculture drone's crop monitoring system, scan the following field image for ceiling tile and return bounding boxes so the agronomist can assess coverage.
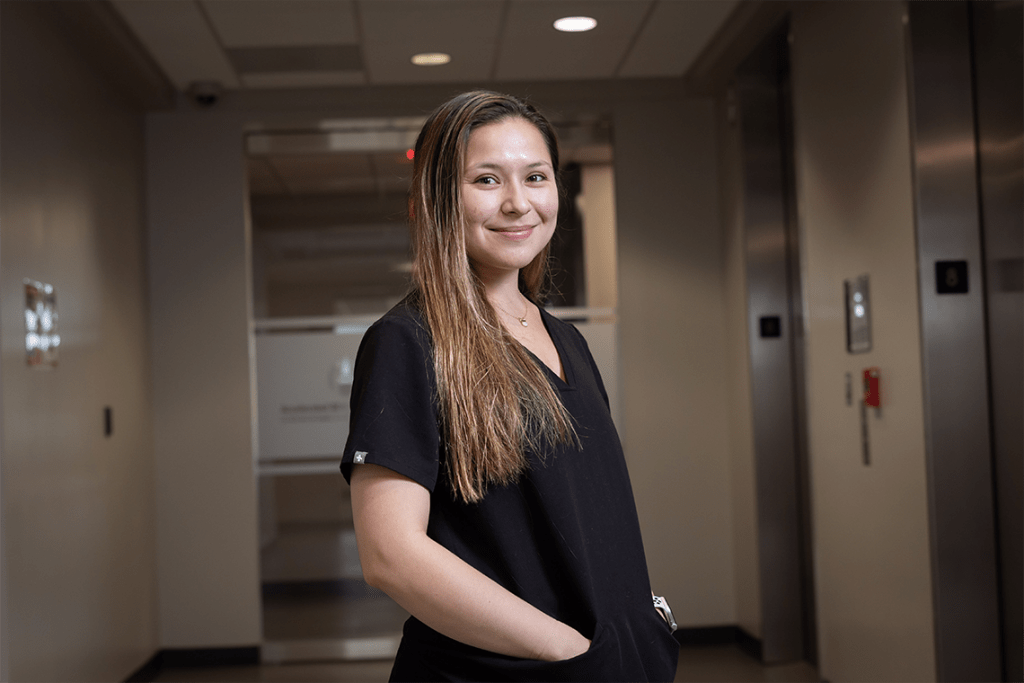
[248,129,420,156]
[227,45,362,74]
[359,0,505,84]
[202,0,358,47]
[495,0,653,81]
[111,0,239,89]
[274,154,374,178]
[287,175,378,195]
[617,0,739,78]
[272,154,378,195]
[241,71,368,89]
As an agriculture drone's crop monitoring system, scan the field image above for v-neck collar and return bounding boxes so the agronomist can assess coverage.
[529,307,575,391]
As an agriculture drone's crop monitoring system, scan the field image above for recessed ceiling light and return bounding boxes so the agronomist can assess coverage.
[553,16,597,32]
[411,52,451,66]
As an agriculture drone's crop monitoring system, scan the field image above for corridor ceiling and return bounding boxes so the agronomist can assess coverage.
[106,0,741,307]
[110,0,740,92]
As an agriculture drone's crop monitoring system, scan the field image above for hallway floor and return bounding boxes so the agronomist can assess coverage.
[150,644,820,682]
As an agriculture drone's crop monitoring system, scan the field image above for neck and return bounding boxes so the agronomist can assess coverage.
[477,267,522,307]
[479,271,531,329]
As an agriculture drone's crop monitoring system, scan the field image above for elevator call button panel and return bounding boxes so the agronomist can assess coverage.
[844,274,872,354]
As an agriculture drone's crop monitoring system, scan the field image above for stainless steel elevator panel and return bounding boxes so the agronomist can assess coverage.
[907,3,1006,680]
[972,3,1024,680]
[737,23,813,665]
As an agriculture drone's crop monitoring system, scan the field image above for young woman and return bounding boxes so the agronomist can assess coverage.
[341,91,679,681]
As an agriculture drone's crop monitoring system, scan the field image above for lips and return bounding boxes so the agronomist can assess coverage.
[490,225,535,240]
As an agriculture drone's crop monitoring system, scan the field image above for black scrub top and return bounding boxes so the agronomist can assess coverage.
[341,299,679,682]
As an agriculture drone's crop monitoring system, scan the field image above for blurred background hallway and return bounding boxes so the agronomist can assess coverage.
[1,1,1019,681]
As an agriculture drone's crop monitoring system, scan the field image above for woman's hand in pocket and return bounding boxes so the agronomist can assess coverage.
[539,624,591,661]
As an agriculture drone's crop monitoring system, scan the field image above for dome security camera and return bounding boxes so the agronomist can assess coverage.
[187,81,224,108]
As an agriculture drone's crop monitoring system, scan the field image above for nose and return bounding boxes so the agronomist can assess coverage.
[501,182,531,216]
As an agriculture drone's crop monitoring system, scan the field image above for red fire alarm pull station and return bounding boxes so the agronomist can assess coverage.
[863,367,881,408]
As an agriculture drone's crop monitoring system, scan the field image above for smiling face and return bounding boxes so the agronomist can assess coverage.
[461,117,558,284]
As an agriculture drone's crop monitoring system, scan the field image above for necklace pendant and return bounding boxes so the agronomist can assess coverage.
[519,318,528,327]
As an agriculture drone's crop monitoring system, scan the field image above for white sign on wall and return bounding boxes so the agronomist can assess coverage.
[255,329,366,462]
[254,311,620,467]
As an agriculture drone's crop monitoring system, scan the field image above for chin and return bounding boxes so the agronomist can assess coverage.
[470,254,539,278]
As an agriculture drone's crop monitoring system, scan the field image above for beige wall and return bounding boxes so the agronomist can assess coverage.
[580,164,619,310]
[790,3,935,680]
[0,3,159,680]
[614,97,736,626]
[146,110,263,648]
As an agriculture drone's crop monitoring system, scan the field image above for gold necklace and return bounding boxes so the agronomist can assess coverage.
[494,296,529,327]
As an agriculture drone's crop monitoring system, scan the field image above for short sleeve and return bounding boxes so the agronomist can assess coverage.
[340,313,440,492]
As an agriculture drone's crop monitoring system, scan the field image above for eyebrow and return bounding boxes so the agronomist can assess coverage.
[468,161,552,171]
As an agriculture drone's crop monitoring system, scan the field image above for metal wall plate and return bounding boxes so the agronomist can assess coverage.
[844,275,871,353]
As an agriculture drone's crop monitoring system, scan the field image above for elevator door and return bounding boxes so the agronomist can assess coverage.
[736,21,816,665]
[908,2,1023,679]
[973,3,1023,679]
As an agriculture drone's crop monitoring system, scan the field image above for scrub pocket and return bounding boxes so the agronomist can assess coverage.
[390,617,677,682]
[498,621,620,680]
[503,618,677,682]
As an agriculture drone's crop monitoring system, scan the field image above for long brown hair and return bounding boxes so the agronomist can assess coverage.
[409,90,578,503]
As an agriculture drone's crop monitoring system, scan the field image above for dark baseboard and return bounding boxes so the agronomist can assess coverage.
[158,646,260,668]
[735,627,763,661]
[124,646,260,682]
[674,624,739,646]
[124,627,763,680]
[674,625,763,660]
[123,652,161,683]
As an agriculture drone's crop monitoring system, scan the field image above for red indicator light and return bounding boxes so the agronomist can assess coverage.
[406,149,415,160]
